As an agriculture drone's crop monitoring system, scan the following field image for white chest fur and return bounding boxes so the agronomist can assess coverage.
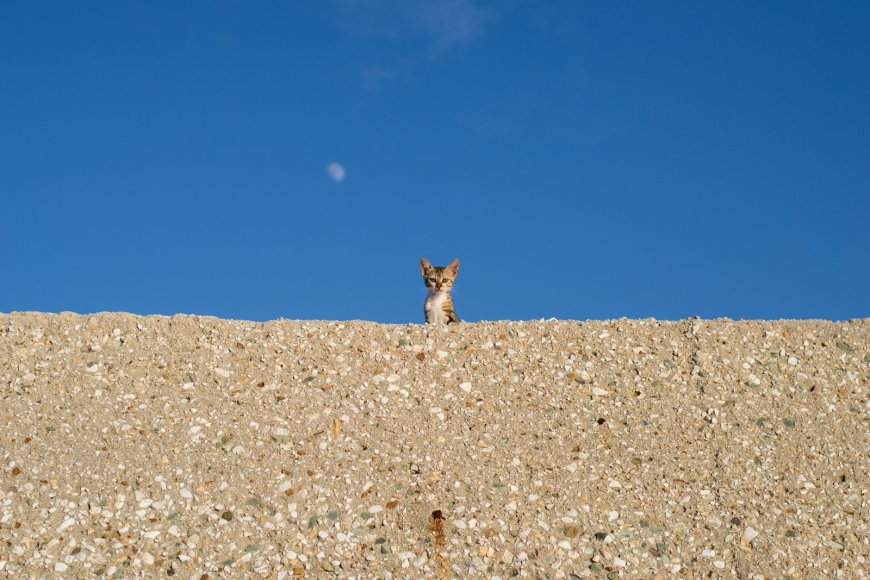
[425,291,449,324]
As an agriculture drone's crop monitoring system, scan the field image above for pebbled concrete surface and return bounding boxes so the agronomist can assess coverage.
[1,312,868,578]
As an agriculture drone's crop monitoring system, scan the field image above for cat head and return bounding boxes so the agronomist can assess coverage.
[420,257,460,292]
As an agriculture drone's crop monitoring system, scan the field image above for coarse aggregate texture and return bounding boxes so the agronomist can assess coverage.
[1,312,868,579]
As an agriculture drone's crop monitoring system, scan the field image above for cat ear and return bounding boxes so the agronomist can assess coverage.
[420,257,433,274]
[446,258,460,275]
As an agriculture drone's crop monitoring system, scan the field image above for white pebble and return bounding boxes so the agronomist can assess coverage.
[459,382,472,392]
[743,526,760,543]
[179,488,193,499]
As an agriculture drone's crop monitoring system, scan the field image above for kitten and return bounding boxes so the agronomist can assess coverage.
[420,257,461,325]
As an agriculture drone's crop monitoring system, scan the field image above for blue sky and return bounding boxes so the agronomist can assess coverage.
[2,1,868,323]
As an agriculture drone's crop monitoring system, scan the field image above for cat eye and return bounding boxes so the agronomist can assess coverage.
[428,278,437,283]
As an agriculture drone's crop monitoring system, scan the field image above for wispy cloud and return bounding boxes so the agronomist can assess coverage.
[411,0,491,53]
[360,65,399,93]
[337,0,492,55]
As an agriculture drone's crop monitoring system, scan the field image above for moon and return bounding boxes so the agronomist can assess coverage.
[327,162,346,183]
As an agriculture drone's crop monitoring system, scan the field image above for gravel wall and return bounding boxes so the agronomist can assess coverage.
[1,312,868,578]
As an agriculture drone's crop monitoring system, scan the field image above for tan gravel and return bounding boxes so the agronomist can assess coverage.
[1,312,868,578]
